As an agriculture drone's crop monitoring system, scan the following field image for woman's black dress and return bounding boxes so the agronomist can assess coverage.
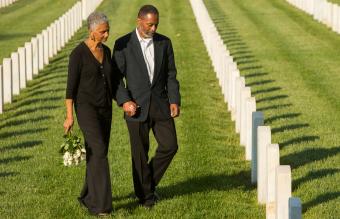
[66,42,114,214]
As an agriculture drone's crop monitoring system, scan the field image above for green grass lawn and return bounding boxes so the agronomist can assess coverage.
[204,0,340,218]
[326,0,340,4]
[0,0,78,61]
[0,0,264,218]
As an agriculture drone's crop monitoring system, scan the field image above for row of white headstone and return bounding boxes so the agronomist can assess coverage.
[0,0,17,8]
[189,0,302,219]
[287,0,340,33]
[0,0,103,114]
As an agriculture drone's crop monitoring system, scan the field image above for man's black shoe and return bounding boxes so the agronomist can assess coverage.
[154,192,160,202]
[142,199,155,209]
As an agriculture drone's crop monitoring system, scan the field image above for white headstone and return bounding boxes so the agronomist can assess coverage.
[257,126,271,204]
[289,197,302,219]
[235,77,245,133]
[231,69,240,121]
[70,8,75,37]
[227,62,237,111]
[245,97,256,160]
[42,30,49,65]
[60,16,65,48]
[276,165,291,219]
[82,0,88,20]
[18,47,26,89]
[251,111,264,184]
[10,52,20,95]
[56,19,61,51]
[240,87,251,146]
[25,42,33,81]
[223,57,233,101]
[336,5,340,33]
[48,26,53,58]
[37,34,44,70]
[31,37,39,75]
[3,58,12,103]
[77,2,82,28]
[331,4,338,32]
[266,144,280,219]
[65,12,70,42]
[52,22,57,55]
[0,65,3,113]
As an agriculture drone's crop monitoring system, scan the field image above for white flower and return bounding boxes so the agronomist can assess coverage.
[73,153,80,160]
[81,148,86,153]
[67,159,73,166]
[80,153,86,161]
[63,152,71,160]
[74,157,80,165]
[75,149,81,157]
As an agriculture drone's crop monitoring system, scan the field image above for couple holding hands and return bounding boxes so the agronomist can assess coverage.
[63,5,180,216]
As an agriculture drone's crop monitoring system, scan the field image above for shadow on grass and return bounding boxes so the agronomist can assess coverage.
[9,105,60,119]
[281,146,340,168]
[204,0,339,215]
[0,140,43,153]
[0,172,18,177]
[293,168,340,190]
[26,87,65,97]
[245,79,275,87]
[0,32,32,40]
[303,192,340,213]
[26,73,66,89]
[264,113,301,123]
[0,116,52,130]
[252,86,282,95]
[256,94,288,103]
[271,123,309,134]
[11,96,62,109]
[279,136,320,148]
[257,103,292,111]
[113,171,253,211]
[0,155,32,165]
[0,127,48,139]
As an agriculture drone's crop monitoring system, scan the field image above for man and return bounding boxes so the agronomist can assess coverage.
[112,5,180,208]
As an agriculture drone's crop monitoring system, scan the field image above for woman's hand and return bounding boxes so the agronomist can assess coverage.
[63,117,74,134]
[64,99,74,134]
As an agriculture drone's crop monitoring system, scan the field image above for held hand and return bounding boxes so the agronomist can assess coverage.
[123,101,137,117]
[170,104,180,118]
[63,117,74,134]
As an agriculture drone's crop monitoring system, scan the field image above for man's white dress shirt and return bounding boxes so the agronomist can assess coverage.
[136,28,154,83]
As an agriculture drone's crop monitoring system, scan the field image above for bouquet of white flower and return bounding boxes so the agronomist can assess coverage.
[59,132,86,166]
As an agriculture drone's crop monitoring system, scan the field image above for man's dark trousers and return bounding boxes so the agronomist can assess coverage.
[112,30,181,204]
[126,96,178,203]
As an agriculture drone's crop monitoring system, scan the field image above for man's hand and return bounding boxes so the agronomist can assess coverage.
[123,101,137,117]
[63,117,74,134]
[170,104,180,118]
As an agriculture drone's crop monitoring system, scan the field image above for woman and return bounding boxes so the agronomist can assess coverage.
[63,12,114,216]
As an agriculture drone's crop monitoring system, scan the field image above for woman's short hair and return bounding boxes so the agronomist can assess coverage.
[87,12,109,31]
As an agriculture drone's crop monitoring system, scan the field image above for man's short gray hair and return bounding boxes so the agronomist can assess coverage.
[87,12,109,31]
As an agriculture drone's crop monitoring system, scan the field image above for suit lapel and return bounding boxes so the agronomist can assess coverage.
[130,31,150,83]
[152,34,163,87]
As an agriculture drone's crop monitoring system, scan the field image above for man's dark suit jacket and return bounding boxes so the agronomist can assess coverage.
[112,30,180,122]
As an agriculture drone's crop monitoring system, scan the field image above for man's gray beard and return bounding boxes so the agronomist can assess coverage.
[144,33,154,38]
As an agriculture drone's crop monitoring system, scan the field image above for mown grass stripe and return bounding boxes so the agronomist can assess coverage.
[0,0,78,61]
[0,0,266,217]
[205,0,340,218]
